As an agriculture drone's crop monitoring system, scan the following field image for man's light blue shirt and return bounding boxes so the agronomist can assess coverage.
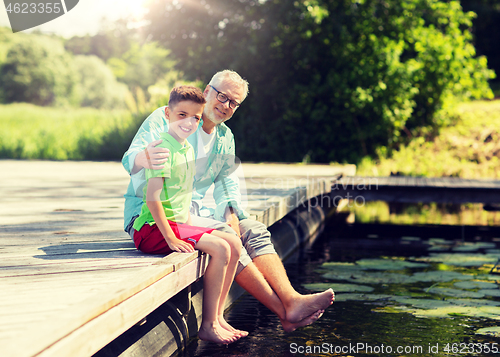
[122,106,249,231]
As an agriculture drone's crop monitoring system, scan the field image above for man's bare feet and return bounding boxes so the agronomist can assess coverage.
[198,321,240,344]
[285,289,334,323]
[281,309,324,332]
[218,315,249,338]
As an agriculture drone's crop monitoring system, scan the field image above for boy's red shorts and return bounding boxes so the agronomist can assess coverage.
[133,221,215,255]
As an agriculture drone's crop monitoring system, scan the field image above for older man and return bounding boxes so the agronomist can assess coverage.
[122,70,334,332]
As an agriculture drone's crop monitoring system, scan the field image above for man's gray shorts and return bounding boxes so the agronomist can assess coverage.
[127,215,277,276]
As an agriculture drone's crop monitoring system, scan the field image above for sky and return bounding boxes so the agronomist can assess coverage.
[0,0,149,37]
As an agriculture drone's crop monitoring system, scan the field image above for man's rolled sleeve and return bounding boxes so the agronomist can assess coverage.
[121,106,168,175]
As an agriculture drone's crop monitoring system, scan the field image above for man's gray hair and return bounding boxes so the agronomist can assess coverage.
[209,69,249,101]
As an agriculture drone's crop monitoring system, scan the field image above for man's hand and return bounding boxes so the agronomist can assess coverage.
[132,140,170,174]
[166,236,195,253]
[226,210,241,237]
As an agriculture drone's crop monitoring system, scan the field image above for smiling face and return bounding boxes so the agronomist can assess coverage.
[202,80,246,128]
[166,100,204,144]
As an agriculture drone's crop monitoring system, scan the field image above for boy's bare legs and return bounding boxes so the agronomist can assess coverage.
[235,262,324,332]
[195,234,240,344]
[253,254,334,323]
[210,230,248,337]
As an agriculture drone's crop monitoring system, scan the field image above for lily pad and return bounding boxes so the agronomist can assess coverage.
[478,289,500,297]
[320,262,358,269]
[323,267,474,284]
[478,306,500,316]
[406,306,481,319]
[318,262,362,273]
[410,305,500,320]
[448,299,500,307]
[426,287,485,298]
[303,283,374,293]
[427,246,449,252]
[454,281,498,289]
[475,326,500,337]
[409,270,473,283]
[377,301,500,320]
[483,274,500,281]
[390,297,454,309]
[356,258,429,270]
[334,293,393,302]
[416,253,499,267]
[452,242,497,252]
[428,238,454,245]
[322,271,410,284]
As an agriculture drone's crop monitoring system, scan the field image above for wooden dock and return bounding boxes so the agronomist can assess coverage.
[333,176,500,204]
[0,160,355,357]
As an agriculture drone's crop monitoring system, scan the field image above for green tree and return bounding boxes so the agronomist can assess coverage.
[0,34,78,106]
[73,55,129,109]
[107,42,177,98]
[66,20,180,104]
[144,0,494,163]
[64,18,135,61]
[460,0,500,92]
[0,27,14,64]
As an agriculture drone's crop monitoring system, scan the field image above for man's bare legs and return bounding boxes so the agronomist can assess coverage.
[253,254,334,323]
[188,215,332,332]
[235,261,325,332]
[196,233,243,344]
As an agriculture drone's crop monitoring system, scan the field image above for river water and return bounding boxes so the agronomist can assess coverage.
[182,202,500,356]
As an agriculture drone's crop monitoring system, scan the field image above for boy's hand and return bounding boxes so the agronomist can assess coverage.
[166,236,195,253]
[135,140,170,171]
[226,213,241,237]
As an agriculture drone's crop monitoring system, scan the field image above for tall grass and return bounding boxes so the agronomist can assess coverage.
[0,103,145,160]
[357,100,500,179]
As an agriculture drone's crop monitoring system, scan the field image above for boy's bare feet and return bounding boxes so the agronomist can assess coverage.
[218,315,249,338]
[198,321,241,344]
[285,289,334,323]
[281,309,324,333]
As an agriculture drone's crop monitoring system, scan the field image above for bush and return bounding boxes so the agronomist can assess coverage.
[357,100,500,178]
[145,0,494,163]
[73,55,129,109]
[0,34,79,106]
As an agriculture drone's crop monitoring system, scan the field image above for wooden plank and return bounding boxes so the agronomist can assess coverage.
[0,262,153,278]
[407,177,417,187]
[1,254,207,357]
[423,177,434,187]
[469,179,494,188]
[0,161,356,357]
[434,178,446,187]
[395,176,406,187]
[416,177,427,187]
[0,256,159,270]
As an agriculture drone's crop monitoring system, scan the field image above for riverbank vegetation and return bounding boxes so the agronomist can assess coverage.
[1,0,500,171]
[357,99,500,179]
[0,103,139,160]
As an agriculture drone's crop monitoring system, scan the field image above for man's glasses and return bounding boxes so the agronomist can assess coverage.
[209,85,240,109]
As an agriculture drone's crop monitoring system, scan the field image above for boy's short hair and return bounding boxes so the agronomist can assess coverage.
[168,85,206,108]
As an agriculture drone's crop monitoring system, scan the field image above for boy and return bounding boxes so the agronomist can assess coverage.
[132,86,246,344]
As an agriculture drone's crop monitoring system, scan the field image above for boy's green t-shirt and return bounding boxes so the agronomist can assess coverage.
[132,132,196,231]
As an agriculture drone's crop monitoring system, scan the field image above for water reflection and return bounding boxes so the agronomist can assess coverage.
[180,204,500,356]
[352,202,500,226]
